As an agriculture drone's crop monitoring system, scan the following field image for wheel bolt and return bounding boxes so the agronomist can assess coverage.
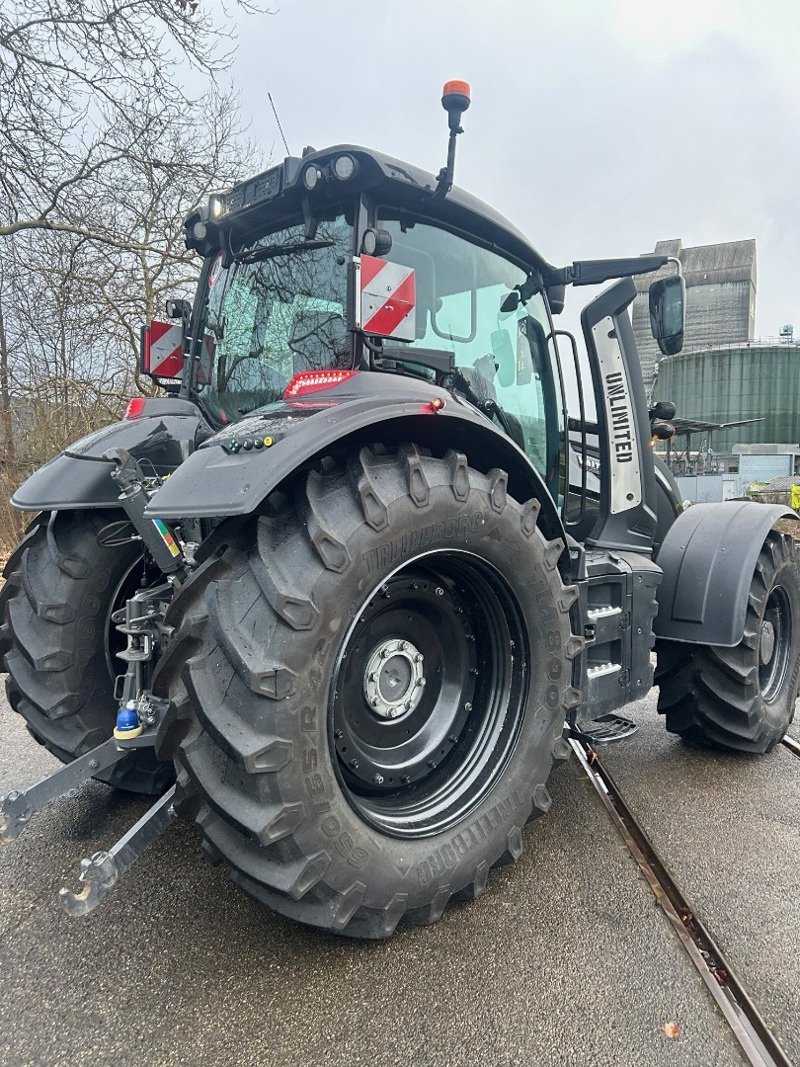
[414,653,423,664]
[427,759,437,769]
[380,648,390,659]
[417,678,426,688]
[350,759,359,769]
[465,701,473,711]
[374,774,384,785]
[398,640,407,651]
[371,697,380,708]
[435,587,444,597]
[368,672,377,682]
[334,729,343,739]
[401,775,411,784]
[448,735,458,743]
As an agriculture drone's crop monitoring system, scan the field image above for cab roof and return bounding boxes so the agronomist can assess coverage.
[218,143,556,279]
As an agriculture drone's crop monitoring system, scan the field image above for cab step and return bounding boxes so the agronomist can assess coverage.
[567,713,638,745]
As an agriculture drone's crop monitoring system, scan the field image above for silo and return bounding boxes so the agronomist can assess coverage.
[655,343,800,453]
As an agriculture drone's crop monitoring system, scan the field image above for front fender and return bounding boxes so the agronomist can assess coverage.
[654,501,796,646]
[145,393,566,542]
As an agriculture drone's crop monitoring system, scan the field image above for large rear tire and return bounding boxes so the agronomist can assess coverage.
[0,510,173,794]
[155,445,579,937]
[656,529,800,753]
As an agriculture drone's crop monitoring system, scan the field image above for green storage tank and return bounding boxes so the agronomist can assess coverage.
[654,344,800,453]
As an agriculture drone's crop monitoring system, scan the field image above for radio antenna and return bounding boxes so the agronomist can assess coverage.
[268,92,291,157]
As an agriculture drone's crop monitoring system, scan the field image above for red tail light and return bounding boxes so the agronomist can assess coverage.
[283,369,358,399]
[125,397,146,419]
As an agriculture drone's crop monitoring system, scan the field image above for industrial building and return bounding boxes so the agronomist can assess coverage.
[632,237,757,391]
[632,235,800,506]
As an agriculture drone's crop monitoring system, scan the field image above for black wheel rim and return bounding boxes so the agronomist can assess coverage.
[759,585,792,703]
[330,550,529,839]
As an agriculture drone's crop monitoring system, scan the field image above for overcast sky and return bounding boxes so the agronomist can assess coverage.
[229,0,799,338]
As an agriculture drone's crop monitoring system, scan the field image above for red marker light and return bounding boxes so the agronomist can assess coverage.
[424,397,446,414]
[125,397,146,419]
[283,369,358,399]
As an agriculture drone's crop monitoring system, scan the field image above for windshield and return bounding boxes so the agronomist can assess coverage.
[379,213,564,491]
[196,213,353,422]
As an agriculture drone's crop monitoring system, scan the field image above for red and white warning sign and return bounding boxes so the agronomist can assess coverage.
[144,320,184,379]
[358,255,416,342]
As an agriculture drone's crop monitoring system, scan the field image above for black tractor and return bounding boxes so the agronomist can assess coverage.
[2,83,798,937]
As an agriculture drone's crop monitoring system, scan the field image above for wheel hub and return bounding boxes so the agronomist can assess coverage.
[760,620,776,666]
[364,639,425,720]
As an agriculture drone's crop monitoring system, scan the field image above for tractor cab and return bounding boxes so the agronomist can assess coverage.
[142,83,685,543]
[144,128,569,502]
[174,177,566,498]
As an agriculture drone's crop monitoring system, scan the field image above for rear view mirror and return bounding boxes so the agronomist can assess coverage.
[546,283,566,315]
[166,298,192,321]
[649,275,685,356]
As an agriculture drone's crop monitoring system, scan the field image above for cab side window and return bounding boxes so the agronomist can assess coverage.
[380,214,564,492]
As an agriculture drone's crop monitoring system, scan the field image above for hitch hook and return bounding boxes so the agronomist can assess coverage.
[60,785,177,917]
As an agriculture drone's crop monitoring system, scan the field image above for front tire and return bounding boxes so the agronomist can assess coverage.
[155,445,578,937]
[656,529,800,753]
[0,510,173,793]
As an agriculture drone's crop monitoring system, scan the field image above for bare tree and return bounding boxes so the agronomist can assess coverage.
[1,84,258,432]
[0,2,268,548]
[0,272,12,463]
[0,0,267,247]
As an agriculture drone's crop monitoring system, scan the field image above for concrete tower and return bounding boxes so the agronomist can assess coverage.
[632,237,757,393]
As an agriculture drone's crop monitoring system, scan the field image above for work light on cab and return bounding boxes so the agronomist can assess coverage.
[332,153,357,180]
[207,193,227,220]
[302,165,319,191]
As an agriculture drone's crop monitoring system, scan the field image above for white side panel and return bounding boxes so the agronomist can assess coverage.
[592,317,642,514]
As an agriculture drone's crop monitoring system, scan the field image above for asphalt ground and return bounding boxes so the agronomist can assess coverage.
[0,684,751,1067]
[603,705,800,1063]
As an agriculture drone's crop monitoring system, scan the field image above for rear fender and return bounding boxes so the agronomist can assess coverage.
[654,501,797,646]
[145,396,566,543]
[11,399,206,512]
